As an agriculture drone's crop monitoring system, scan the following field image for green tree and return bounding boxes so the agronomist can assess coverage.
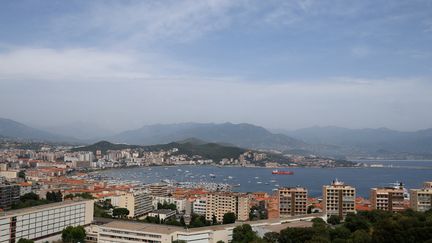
[222,212,236,224]
[327,215,341,225]
[17,239,34,243]
[112,207,130,218]
[20,192,39,201]
[279,227,315,243]
[351,230,371,243]
[62,226,86,243]
[18,170,26,180]
[330,226,351,241]
[344,213,370,232]
[212,214,218,225]
[232,224,259,243]
[263,232,279,243]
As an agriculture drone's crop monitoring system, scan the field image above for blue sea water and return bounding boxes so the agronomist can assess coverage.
[98,160,432,198]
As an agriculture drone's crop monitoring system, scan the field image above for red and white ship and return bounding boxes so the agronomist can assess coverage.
[272,170,294,175]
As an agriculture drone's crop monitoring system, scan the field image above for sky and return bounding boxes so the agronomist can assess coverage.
[0,0,432,132]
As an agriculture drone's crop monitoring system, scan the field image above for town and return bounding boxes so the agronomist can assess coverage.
[0,142,431,242]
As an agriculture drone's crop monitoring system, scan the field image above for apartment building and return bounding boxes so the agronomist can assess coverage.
[370,187,405,212]
[323,180,356,219]
[278,187,308,216]
[118,192,153,218]
[267,194,280,219]
[0,200,93,243]
[410,182,432,212]
[152,196,187,212]
[0,184,20,210]
[205,192,250,223]
[192,197,207,215]
[149,183,169,197]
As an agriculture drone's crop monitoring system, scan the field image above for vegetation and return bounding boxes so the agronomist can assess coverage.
[64,192,95,200]
[112,207,130,218]
[94,203,112,218]
[249,205,267,221]
[231,209,432,243]
[11,193,51,210]
[232,224,261,243]
[327,215,341,225]
[46,191,63,202]
[157,202,177,211]
[17,170,26,180]
[222,212,236,224]
[17,239,34,243]
[72,140,247,162]
[189,213,211,227]
[61,226,86,243]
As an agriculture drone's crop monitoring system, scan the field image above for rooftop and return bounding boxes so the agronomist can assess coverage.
[0,199,92,217]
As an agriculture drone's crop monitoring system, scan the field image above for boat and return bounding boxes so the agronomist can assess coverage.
[209,173,216,178]
[272,170,294,175]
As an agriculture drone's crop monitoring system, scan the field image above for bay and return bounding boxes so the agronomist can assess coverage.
[98,160,432,198]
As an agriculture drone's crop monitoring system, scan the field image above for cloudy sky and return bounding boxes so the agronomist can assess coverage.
[0,0,431,132]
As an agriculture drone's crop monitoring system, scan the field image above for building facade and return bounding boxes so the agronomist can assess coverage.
[370,187,405,212]
[323,180,356,219]
[278,187,308,216]
[192,198,207,215]
[0,200,93,243]
[119,193,153,218]
[205,192,250,223]
[410,182,432,212]
[0,184,20,211]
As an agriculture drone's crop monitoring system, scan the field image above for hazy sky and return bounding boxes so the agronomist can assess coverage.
[0,0,432,131]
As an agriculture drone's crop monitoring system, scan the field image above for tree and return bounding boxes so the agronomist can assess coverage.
[62,226,86,243]
[263,232,279,243]
[20,192,39,201]
[112,207,130,218]
[351,230,371,243]
[344,213,370,232]
[180,216,186,226]
[17,239,34,243]
[46,191,63,202]
[18,170,26,180]
[327,215,341,225]
[212,214,218,225]
[222,212,236,224]
[232,224,259,243]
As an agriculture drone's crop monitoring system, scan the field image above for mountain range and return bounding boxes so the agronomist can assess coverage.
[1,117,432,159]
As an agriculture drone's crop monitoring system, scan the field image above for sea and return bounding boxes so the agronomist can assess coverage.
[97,160,432,198]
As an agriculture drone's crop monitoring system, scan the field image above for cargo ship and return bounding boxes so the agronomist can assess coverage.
[272,170,294,175]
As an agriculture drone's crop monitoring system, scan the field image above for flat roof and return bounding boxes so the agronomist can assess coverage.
[0,199,92,217]
[100,213,324,234]
[102,221,182,234]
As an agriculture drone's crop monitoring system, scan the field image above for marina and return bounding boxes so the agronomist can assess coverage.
[92,160,432,197]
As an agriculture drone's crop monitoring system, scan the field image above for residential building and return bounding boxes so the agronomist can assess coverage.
[119,193,153,218]
[370,187,405,212]
[192,197,207,215]
[0,200,93,243]
[323,180,356,219]
[149,183,169,197]
[152,196,187,212]
[148,209,176,221]
[410,182,432,212]
[278,187,308,216]
[267,194,280,219]
[205,192,250,223]
[0,184,20,210]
